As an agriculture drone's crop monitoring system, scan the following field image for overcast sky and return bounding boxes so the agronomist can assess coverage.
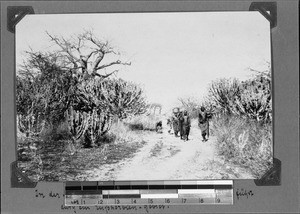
[16,12,271,112]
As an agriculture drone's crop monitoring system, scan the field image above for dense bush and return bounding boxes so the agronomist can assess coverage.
[101,78,148,120]
[208,78,241,116]
[63,78,147,147]
[65,107,112,148]
[233,74,271,122]
[197,65,272,178]
[178,97,201,119]
[16,53,73,137]
[16,54,147,148]
[207,67,271,122]
[79,78,147,120]
[178,96,216,119]
[16,31,140,149]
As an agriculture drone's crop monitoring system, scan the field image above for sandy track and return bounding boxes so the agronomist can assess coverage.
[115,121,216,180]
[87,119,254,181]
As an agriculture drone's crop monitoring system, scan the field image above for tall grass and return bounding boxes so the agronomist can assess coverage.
[22,117,143,151]
[108,121,135,143]
[211,115,272,178]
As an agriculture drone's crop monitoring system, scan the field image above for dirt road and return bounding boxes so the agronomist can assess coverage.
[87,119,253,180]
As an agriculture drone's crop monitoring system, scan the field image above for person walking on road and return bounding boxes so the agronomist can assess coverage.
[178,111,184,140]
[198,106,210,142]
[172,112,180,137]
[182,110,191,141]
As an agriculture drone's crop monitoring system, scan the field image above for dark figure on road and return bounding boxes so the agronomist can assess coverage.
[198,106,210,142]
[178,111,184,139]
[167,118,173,134]
[182,110,191,141]
[172,113,180,137]
[156,121,162,133]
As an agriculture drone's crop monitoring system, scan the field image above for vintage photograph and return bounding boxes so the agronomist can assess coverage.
[16,12,273,181]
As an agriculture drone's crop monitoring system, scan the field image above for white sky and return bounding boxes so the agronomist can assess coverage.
[16,12,271,112]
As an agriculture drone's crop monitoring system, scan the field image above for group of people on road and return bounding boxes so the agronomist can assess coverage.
[167,109,191,141]
[167,106,211,142]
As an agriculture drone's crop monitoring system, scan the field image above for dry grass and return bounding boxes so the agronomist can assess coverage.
[149,142,164,157]
[17,121,148,181]
[211,115,273,178]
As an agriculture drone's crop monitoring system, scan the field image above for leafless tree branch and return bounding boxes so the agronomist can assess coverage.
[95,60,131,71]
[94,70,119,78]
[45,30,131,79]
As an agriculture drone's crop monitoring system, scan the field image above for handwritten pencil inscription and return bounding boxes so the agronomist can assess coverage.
[236,188,254,200]
[35,189,63,199]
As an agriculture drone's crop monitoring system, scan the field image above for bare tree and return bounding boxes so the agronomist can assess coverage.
[45,30,131,80]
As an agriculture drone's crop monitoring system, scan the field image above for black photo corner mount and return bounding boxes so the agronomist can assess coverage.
[11,161,38,188]
[249,2,277,29]
[7,6,35,33]
[254,158,281,186]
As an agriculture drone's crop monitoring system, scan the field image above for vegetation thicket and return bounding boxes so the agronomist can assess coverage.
[16,31,148,180]
[17,31,147,148]
[179,63,272,178]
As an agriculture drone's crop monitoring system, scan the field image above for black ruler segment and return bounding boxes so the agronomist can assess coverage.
[104,194,141,198]
[115,185,132,190]
[131,185,148,189]
[66,186,81,191]
[181,185,197,189]
[197,185,214,189]
[83,185,98,190]
[148,185,165,189]
[165,185,181,189]
[98,186,115,190]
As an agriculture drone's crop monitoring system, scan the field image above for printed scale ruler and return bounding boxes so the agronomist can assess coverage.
[65,180,233,206]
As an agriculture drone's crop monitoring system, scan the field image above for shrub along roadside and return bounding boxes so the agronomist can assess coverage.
[17,121,148,181]
[211,115,273,178]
